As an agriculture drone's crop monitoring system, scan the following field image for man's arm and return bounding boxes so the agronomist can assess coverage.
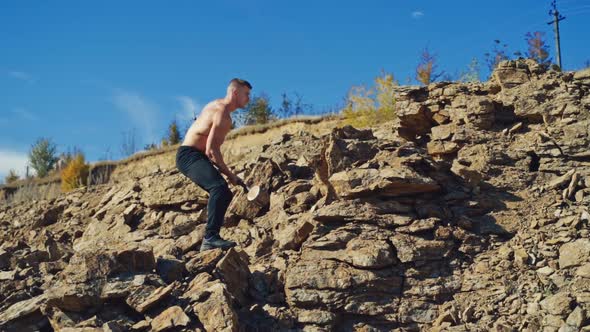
[205,110,234,179]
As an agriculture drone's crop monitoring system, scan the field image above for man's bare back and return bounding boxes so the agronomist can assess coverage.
[181,100,232,153]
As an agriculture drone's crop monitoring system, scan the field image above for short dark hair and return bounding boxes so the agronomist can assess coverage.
[229,78,252,90]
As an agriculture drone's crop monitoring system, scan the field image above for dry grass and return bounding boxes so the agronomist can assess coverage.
[1,181,61,206]
[227,114,341,139]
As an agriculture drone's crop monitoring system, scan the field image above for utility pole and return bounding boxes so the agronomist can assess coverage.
[548,0,566,69]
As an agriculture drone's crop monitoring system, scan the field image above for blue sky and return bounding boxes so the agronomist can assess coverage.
[1,0,589,181]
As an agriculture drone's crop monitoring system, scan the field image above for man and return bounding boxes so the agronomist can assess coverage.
[176,78,251,251]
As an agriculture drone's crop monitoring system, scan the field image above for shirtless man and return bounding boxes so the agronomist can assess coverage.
[176,78,251,251]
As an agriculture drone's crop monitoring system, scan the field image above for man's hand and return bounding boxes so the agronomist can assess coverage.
[228,173,247,190]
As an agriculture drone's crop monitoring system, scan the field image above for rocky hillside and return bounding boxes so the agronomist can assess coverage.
[0,59,589,332]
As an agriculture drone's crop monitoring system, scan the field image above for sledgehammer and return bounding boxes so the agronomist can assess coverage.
[237,179,269,207]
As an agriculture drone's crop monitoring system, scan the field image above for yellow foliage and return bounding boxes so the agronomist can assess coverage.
[60,154,89,192]
[342,72,398,128]
[416,61,433,85]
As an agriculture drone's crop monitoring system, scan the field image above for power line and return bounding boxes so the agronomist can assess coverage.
[548,0,566,69]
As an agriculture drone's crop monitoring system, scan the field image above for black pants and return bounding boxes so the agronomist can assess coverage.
[176,145,234,239]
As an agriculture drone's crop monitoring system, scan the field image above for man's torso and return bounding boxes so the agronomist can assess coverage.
[181,100,232,152]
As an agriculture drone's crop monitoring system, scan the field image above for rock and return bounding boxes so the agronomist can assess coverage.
[150,306,190,332]
[565,306,586,329]
[100,274,146,300]
[285,259,403,310]
[0,248,9,269]
[548,169,576,189]
[559,239,590,268]
[175,225,205,253]
[514,248,529,267]
[156,257,186,283]
[0,294,45,325]
[186,248,224,274]
[397,102,433,140]
[131,320,150,331]
[0,269,16,281]
[451,160,483,186]
[140,173,207,208]
[297,309,336,326]
[540,292,573,316]
[43,305,76,331]
[102,321,126,332]
[427,141,461,156]
[213,248,251,305]
[344,238,396,269]
[390,234,452,262]
[576,264,590,278]
[46,282,102,312]
[32,204,65,229]
[329,167,440,198]
[398,300,439,324]
[493,59,532,89]
[62,243,155,283]
[127,283,175,313]
[537,266,555,276]
[192,281,239,332]
[431,124,457,140]
[277,219,315,250]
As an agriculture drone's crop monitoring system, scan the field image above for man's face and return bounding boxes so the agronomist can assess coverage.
[237,87,251,108]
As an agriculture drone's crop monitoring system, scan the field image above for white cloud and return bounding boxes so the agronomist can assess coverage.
[11,108,38,121]
[176,96,201,122]
[0,149,29,181]
[9,71,35,83]
[412,11,424,19]
[111,90,159,144]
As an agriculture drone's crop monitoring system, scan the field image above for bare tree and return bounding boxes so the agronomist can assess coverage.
[416,47,444,85]
[120,128,138,157]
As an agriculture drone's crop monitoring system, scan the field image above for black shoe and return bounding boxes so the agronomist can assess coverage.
[200,235,237,252]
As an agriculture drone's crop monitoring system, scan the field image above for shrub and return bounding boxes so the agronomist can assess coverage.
[4,169,19,184]
[342,72,398,128]
[60,154,89,192]
[459,58,481,83]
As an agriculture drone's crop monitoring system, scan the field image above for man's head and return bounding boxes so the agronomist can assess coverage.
[227,78,252,109]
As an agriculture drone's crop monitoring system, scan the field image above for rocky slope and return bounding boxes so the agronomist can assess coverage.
[0,59,589,332]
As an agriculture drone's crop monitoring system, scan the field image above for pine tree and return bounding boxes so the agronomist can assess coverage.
[29,138,58,177]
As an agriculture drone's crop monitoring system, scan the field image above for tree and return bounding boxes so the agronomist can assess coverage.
[120,129,137,157]
[244,93,274,125]
[484,40,511,74]
[277,93,293,119]
[459,58,481,83]
[4,169,19,184]
[166,119,182,145]
[525,31,551,68]
[415,47,443,85]
[29,137,58,178]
